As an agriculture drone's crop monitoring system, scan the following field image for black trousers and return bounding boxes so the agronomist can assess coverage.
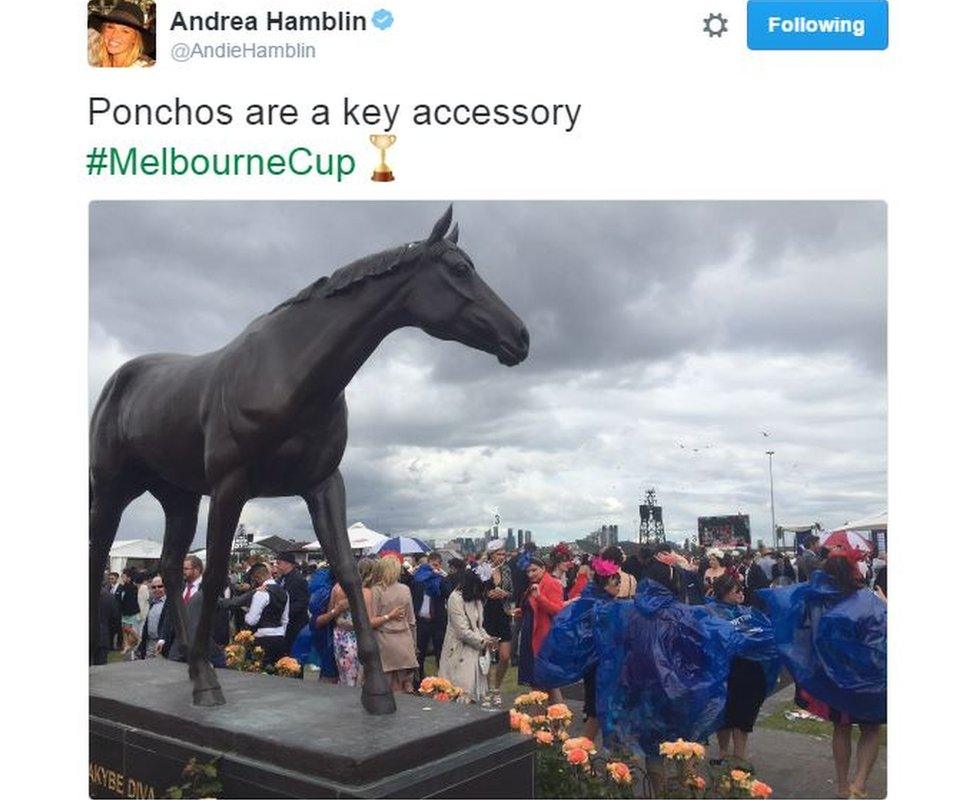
[416,618,446,678]
[255,635,288,668]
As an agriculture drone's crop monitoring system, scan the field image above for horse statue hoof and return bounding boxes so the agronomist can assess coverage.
[361,689,396,716]
[193,686,226,707]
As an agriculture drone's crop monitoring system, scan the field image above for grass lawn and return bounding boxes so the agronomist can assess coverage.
[759,698,887,746]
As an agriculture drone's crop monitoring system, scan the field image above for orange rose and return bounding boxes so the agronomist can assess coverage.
[274,656,301,675]
[509,709,523,731]
[687,774,706,790]
[519,721,533,736]
[750,779,773,798]
[534,730,554,746]
[566,748,589,767]
[661,739,705,759]
[606,762,633,785]
[660,739,699,759]
[562,737,597,755]
[730,769,751,784]
[434,692,450,702]
[546,703,572,721]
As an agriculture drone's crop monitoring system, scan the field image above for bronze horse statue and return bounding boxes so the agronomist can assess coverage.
[89,207,530,713]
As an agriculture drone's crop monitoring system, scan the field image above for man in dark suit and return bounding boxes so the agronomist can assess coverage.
[796,536,823,582]
[158,555,226,664]
[94,586,121,665]
[137,576,169,659]
[745,552,773,607]
[275,552,309,653]
[106,571,123,649]
[623,547,656,583]
[159,556,203,662]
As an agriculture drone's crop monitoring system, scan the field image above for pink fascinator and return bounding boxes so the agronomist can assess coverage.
[591,557,619,578]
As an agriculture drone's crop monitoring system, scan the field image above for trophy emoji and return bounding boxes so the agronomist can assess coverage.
[369,134,396,182]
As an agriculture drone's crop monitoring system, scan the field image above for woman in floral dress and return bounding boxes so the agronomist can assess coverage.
[331,559,376,686]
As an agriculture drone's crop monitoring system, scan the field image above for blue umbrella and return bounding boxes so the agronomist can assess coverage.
[370,536,432,555]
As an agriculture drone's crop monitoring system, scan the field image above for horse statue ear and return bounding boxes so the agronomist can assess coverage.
[426,205,453,244]
[446,222,459,244]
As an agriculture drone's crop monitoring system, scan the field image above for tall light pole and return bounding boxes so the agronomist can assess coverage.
[766,450,777,550]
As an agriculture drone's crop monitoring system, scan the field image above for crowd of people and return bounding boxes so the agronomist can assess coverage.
[96,533,886,798]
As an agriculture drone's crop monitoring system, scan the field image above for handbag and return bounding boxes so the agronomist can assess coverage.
[478,650,492,676]
[463,604,492,676]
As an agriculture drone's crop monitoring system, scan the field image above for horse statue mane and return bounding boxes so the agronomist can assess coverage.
[272,243,414,311]
[272,210,459,312]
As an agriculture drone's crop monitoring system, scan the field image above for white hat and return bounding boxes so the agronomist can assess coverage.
[487,539,506,554]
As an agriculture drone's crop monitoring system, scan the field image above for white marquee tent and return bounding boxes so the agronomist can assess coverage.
[109,539,162,573]
[302,522,388,553]
[832,511,887,532]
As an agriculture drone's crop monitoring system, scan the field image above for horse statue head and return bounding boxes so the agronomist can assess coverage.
[398,206,530,366]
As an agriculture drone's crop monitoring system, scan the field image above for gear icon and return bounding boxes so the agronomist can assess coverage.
[703,13,728,38]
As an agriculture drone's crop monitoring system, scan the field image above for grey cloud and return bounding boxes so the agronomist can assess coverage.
[90,202,885,547]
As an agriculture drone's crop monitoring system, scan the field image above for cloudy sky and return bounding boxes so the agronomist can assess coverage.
[90,201,886,549]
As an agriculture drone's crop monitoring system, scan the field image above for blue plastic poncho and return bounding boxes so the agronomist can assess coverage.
[290,568,338,678]
[704,599,781,695]
[412,563,444,602]
[600,579,758,755]
[535,583,612,688]
[757,571,886,723]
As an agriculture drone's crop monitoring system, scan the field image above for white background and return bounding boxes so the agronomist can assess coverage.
[3,1,974,796]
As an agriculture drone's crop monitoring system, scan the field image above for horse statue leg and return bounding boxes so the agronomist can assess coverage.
[305,470,396,715]
[89,476,144,664]
[150,484,201,663]
[188,473,246,706]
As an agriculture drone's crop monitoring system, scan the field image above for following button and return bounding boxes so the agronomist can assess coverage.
[747,1,888,50]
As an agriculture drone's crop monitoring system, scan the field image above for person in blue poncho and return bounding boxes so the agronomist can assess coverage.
[290,565,339,682]
[758,551,886,799]
[595,547,773,793]
[410,552,451,687]
[707,574,780,763]
[606,575,744,750]
[534,555,622,742]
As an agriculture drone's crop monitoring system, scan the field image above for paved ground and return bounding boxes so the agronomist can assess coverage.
[747,686,887,799]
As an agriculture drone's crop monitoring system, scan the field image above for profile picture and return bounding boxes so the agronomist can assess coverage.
[88,1,156,68]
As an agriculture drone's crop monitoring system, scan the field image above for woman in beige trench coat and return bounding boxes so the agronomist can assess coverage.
[439,568,498,703]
